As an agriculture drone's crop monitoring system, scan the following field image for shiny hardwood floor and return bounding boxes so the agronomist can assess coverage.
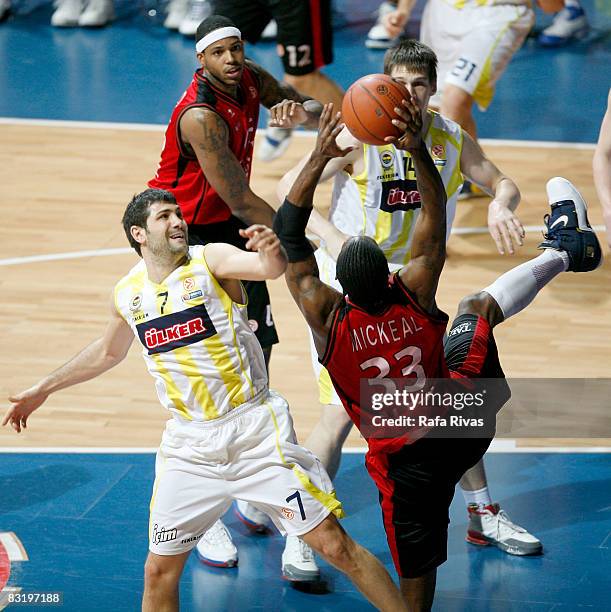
[0,123,609,448]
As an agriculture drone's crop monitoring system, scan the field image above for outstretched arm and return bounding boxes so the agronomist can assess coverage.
[3,298,134,432]
[181,107,275,227]
[594,89,611,249]
[205,225,287,282]
[277,128,361,257]
[460,132,524,255]
[275,105,354,356]
[384,96,448,313]
[246,59,323,129]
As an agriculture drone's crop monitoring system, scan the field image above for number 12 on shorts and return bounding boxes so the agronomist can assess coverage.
[286,490,306,520]
[451,58,477,82]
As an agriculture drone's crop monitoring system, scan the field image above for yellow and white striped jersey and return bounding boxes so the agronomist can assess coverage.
[114,245,268,423]
[329,111,463,268]
[440,0,530,8]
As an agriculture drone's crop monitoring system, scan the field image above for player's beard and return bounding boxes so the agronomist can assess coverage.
[147,231,188,260]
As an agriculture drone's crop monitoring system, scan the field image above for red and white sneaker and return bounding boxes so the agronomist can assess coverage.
[195,519,238,567]
[234,500,271,534]
[466,503,542,556]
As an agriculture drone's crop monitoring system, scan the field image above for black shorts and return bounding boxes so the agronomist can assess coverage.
[188,217,279,349]
[365,314,510,578]
[366,437,492,579]
[216,0,333,75]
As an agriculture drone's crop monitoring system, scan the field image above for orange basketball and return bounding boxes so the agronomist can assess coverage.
[341,74,409,146]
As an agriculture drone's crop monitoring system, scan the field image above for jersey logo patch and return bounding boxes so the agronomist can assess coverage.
[379,151,394,169]
[136,304,216,354]
[380,179,422,213]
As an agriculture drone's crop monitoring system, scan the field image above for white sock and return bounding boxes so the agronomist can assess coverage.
[483,249,569,320]
[462,486,492,510]
[564,0,582,9]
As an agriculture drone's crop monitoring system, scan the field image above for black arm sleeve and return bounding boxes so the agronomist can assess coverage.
[273,198,315,263]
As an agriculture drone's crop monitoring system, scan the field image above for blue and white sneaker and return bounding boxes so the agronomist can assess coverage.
[538,177,602,272]
[258,125,292,162]
[538,5,589,47]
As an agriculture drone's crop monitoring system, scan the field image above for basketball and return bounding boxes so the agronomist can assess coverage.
[341,74,409,146]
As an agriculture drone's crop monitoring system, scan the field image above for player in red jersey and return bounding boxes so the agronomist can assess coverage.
[149,14,323,359]
[274,104,601,609]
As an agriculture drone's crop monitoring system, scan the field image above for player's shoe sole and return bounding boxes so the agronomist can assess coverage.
[234,501,271,534]
[195,548,238,568]
[466,530,543,556]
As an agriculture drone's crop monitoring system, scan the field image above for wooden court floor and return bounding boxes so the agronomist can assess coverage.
[0,122,609,449]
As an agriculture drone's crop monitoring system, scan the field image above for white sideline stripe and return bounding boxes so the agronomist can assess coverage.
[1,222,606,267]
[0,117,597,149]
[0,444,609,453]
[0,248,132,266]
[0,117,166,131]
[0,447,158,453]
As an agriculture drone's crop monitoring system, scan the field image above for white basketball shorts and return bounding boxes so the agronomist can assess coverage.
[148,390,342,555]
[421,0,534,110]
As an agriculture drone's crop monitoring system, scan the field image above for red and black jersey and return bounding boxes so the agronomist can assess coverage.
[148,66,260,225]
[321,273,449,456]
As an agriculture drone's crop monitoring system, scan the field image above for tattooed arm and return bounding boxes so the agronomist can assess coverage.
[180,106,275,227]
[246,59,323,129]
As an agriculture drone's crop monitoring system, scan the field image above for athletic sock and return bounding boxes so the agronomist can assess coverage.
[462,485,492,510]
[564,0,582,10]
[483,249,569,320]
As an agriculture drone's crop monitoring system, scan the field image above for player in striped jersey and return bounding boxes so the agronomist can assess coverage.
[4,189,409,612]
[277,39,540,558]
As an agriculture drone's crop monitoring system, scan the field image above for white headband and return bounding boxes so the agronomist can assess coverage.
[196,26,242,53]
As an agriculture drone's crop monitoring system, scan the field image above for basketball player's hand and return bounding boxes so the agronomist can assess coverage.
[240,225,282,255]
[3,387,49,433]
[269,100,309,128]
[313,103,355,160]
[385,94,423,150]
[382,8,410,38]
[488,200,525,255]
[240,225,287,276]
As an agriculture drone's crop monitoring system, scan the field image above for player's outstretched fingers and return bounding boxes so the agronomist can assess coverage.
[511,217,526,246]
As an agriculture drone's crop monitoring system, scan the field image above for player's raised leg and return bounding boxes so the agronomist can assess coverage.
[457,176,602,331]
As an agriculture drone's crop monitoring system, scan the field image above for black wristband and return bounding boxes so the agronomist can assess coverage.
[273,198,315,263]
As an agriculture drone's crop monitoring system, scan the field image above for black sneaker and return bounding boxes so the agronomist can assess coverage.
[538,177,602,272]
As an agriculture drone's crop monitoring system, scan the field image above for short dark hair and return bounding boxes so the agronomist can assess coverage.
[336,236,391,313]
[122,188,177,257]
[196,15,238,48]
[383,38,437,85]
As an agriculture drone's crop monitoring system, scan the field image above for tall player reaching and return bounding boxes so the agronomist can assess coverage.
[277,39,540,558]
[273,103,602,610]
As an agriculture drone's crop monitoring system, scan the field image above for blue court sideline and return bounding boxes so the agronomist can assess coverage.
[1,0,610,141]
[1,451,610,611]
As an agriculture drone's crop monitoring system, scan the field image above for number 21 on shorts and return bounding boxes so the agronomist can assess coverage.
[451,58,477,83]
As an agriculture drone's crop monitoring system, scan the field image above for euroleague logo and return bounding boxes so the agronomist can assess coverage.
[0,532,28,605]
[281,507,295,520]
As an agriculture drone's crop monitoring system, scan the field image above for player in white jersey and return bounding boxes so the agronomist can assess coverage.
[420,0,562,193]
[277,39,541,557]
[3,189,409,612]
